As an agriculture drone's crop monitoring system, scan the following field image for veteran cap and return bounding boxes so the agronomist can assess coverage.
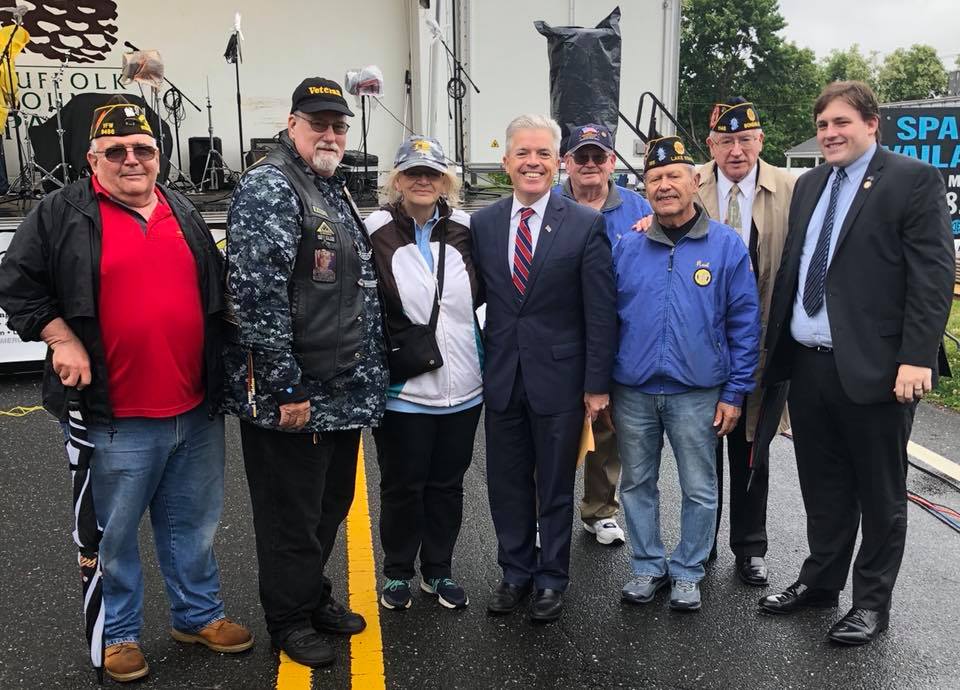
[566,123,615,155]
[394,135,448,173]
[89,97,154,140]
[709,97,762,133]
[644,135,695,171]
[291,77,354,116]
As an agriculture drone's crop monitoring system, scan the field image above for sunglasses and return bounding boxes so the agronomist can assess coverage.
[401,168,443,179]
[571,150,610,165]
[94,144,158,163]
[293,113,350,135]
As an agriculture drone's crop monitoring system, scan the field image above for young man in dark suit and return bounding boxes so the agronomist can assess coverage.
[759,81,954,645]
[471,114,617,623]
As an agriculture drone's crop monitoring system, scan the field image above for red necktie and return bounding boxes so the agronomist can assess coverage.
[512,207,535,296]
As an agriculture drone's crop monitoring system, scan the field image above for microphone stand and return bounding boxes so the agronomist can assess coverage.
[230,29,244,167]
[123,41,202,113]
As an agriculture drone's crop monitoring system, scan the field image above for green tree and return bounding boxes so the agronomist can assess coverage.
[877,44,949,102]
[678,0,821,166]
[821,45,878,87]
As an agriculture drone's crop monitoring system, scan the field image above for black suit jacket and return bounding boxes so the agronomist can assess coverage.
[472,193,616,415]
[764,146,955,404]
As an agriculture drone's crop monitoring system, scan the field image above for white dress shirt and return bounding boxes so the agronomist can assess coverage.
[507,191,552,271]
[716,163,758,250]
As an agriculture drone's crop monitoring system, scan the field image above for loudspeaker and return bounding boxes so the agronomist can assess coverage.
[189,136,222,186]
[244,137,279,168]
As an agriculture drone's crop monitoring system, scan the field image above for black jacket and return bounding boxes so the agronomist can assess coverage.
[0,178,225,422]
[764,146,954,404]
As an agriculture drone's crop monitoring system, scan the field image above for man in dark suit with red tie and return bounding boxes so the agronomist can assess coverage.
[471,114,617,623]
[759,81,954,645]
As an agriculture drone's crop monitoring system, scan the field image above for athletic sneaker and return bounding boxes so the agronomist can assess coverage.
[669,579,702,611]
[621,574,670,604]
[380,579,412,610]
[583,518,626,546]
[420,577,469,609]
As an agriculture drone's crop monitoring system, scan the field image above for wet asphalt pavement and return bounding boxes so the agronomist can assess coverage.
[1,373,958,689]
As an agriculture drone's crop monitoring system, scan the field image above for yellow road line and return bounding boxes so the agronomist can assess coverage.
[908,440,960,482]
[276,651,312,689]
[347,442,386,690]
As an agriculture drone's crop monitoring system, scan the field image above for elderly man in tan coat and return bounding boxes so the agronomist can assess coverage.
[698,97,795,586]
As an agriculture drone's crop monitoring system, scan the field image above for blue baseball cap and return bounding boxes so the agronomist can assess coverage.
[566,123,615,155]
[394,135,448,173]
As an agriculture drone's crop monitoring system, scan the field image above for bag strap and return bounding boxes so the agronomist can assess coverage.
[427,222,446,331]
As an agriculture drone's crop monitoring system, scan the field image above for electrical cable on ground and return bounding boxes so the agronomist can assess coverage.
[0,405,44,417]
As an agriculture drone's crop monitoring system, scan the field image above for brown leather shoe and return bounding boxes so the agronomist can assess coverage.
[105,642,149,682]
[170,618,254,653]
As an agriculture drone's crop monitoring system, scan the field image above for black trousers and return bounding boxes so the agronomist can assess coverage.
[714,412,768,558]
[485,371,582,591]
[789,347,915,611]
[372,405,481,580]
[240,422,360,645]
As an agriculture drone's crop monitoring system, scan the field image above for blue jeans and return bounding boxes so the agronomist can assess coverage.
[68,404,226,645]
[612,384,720,582]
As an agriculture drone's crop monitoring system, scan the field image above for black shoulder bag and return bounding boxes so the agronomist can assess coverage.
[384,228,446,383]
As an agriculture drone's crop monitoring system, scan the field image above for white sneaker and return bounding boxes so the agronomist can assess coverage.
[583,518,625,546]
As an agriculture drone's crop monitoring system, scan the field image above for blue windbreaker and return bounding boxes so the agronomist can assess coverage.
[613,210,760,407]
[553,179,653,245]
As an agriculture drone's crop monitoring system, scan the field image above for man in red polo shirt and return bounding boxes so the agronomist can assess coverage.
[0,99,251,682]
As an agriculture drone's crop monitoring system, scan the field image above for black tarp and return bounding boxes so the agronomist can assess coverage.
[28,92,172,191]
[535,7,622,153]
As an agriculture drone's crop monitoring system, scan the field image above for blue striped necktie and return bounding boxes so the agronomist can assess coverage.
[802,167,847,317]
[512,207,535,296]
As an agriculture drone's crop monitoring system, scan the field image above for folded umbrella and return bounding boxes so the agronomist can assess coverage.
[64,391,105,683]
[747,381,789,493]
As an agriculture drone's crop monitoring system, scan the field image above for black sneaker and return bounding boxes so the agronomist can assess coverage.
[312,597,366,635]
[276,627,335,668]
[380,579,412,610]
[420,577,469,609]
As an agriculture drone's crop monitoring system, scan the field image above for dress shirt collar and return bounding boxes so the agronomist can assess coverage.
[717,162,757,202]
[511,190,551,220]
[835,142,877,184]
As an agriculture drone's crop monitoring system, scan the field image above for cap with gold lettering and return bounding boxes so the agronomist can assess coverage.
[708,97,762,133]
[89,97,154,140]
[290,77,354,116]
[644,135,695,171]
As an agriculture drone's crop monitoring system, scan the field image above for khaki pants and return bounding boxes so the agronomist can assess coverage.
[580,421,621,522]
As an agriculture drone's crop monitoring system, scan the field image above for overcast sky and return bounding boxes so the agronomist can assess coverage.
[777,0,958,66]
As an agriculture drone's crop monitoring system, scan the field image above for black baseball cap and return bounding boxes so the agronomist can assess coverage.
[291,77,354,117]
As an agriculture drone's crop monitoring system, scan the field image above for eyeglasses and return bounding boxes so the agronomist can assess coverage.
[293,113,350,135]
[93,144,158,163]
[400,168,443,180]
[712,135,760,151]
[571,150,610,166]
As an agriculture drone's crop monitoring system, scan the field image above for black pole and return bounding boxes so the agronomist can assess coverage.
[234,53,244,167]
[361,96,369,200]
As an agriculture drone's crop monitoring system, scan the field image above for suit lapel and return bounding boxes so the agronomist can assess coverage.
[833,147,885,255]
[697,162,721,220]
[782,164,831,288]
[520,195,566,304]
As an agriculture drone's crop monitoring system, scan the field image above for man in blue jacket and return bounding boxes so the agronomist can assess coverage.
[612,135,760,611]
[554,123,652,547]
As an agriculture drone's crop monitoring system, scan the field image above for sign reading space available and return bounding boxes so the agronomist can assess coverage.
[882,107,960,243]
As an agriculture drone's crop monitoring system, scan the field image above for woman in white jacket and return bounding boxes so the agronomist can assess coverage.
[364,135,483,611]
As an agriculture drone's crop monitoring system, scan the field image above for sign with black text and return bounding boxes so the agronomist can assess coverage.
[881,107,960,243]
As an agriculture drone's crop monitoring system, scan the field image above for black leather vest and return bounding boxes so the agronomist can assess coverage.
[252,141,368,382]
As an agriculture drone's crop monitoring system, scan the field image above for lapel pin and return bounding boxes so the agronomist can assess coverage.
[545,224,552,233]
[863,176,874,190]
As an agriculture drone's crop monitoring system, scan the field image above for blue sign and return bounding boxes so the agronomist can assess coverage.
[882,108,960,238]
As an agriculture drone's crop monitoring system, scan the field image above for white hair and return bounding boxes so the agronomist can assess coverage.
[505,114,561,155]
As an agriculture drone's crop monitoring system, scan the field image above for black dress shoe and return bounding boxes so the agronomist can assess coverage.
[736,556,769,586]
[758,581,839,614]
[487,581,532,615]
[312,597,366,635]
[277,627,335,668]
[828,607,889,646]
[529,589,563,623]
